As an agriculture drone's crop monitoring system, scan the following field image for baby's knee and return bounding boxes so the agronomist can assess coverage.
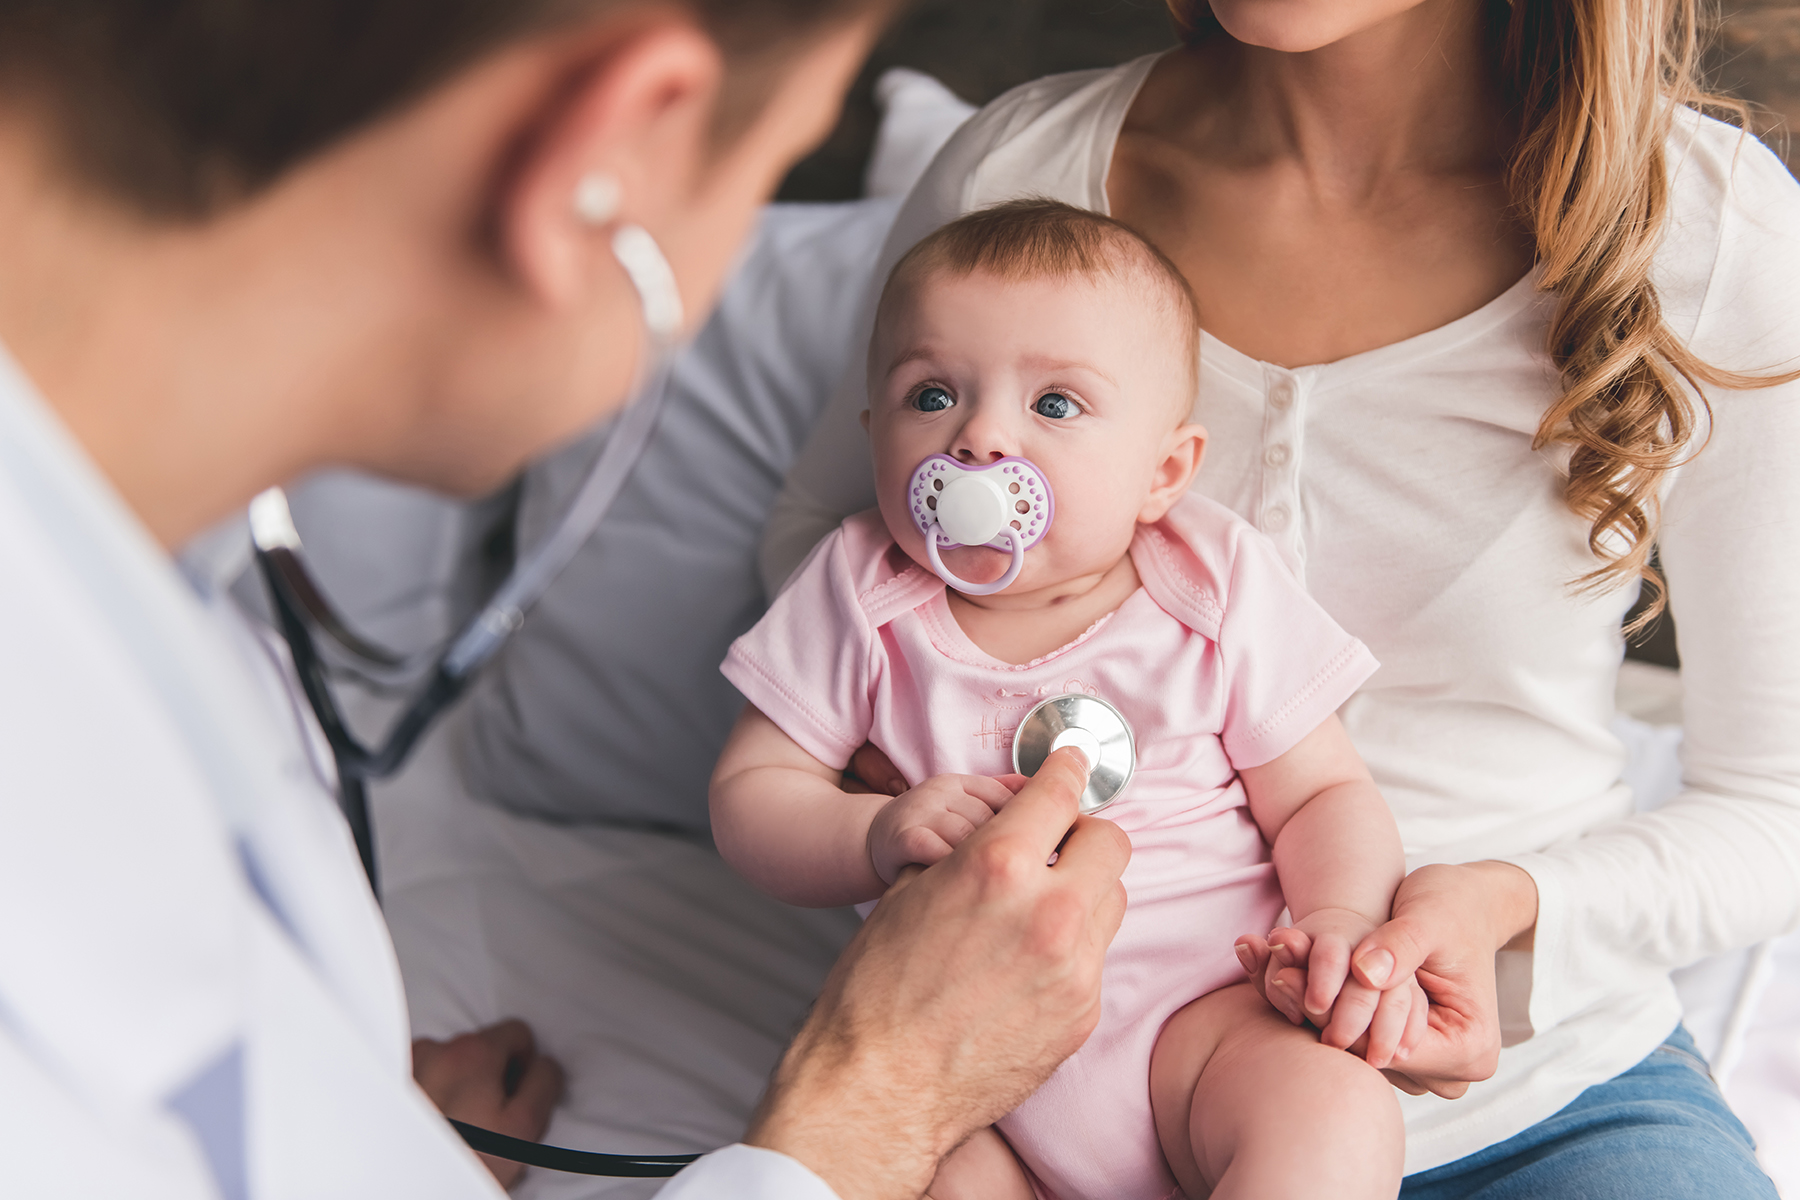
[1308,1046,1403,1140]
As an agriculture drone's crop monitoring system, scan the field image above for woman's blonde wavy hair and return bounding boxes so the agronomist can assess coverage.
[1166,0,1795,626]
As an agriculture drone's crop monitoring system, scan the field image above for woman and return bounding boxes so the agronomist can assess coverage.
[0,2,1131,1197]
[764,0,1800,1194]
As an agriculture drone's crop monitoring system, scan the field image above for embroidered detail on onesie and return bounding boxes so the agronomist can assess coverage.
[976,681,1103,751]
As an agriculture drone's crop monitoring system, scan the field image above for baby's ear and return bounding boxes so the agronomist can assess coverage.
[1138,423,1206,524]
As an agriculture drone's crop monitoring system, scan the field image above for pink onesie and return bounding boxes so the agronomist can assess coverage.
[722,492,1378,1200]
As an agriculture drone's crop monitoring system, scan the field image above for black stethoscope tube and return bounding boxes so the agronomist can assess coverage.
[257,551,705,1178]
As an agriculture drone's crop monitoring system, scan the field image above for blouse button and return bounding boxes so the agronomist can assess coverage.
[1265,505,1291,530]
[1264,444,1291,468]
[1269,381,1295,411]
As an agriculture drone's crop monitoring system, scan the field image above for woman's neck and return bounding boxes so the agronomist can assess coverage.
[1179,0,1507,192]
[946,548,1142,667]
[1111,0,1529,368]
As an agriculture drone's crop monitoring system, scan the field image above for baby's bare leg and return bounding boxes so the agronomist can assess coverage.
[1151,982,1403,1200]
[925,1125,1035,1200]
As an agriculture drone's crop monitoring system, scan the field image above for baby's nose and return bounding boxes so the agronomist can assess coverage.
[954,447,1005,464]
[949,411,1017,464]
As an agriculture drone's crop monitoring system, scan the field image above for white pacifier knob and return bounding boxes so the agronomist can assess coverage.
[905,454,1056,596]
[934,473,1012,547]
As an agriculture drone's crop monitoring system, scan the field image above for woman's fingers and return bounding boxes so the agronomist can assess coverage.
[1361,981,1412,1068]
[1345,864,1514,1090]
[1319,979,1379,1050]
[849,741,909,796]
[1396,977,1430,1062]
[1381,1068,1431,1096]
[1301,935,1352,1022]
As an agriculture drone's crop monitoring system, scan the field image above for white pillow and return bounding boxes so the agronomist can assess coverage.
[864,68,976,198]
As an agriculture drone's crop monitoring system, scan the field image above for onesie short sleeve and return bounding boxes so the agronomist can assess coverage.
[1214,526,1377,769]
[1134,495,1378,771]
[721,524,878,770]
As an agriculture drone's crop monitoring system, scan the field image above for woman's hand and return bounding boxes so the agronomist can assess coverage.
[747,747,1130,1200]
[1236,909,1428,1069]
[1349,861,1537,1097]
[843,741,908,796]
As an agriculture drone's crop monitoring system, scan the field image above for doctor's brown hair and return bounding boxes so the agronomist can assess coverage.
[1165,0,1797,625]
[0,0,888,221]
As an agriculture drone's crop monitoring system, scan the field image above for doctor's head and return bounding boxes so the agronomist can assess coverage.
[866,200,1208,599]
[0,0,891,543]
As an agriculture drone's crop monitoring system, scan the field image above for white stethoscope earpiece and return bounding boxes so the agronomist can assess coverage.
[569,170,685,345]
[573,170,623,226]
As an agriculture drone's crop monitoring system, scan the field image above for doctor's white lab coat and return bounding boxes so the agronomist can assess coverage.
[0,350,834,1199]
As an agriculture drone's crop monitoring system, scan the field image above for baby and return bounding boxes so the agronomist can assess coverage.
[712,200,1409,1200]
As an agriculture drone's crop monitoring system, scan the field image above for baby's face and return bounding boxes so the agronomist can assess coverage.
[868,266,1200,596]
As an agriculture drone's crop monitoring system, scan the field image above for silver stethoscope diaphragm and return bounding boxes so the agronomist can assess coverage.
[1012,693,1136,814]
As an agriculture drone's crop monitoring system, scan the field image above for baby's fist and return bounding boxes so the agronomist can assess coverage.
[867,774,1020,885]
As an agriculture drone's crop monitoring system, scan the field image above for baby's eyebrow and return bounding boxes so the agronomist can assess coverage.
[1015,354,1118,390]
[883,346,941,376]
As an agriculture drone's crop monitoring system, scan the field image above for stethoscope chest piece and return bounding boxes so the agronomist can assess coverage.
[1012,693,1135,815]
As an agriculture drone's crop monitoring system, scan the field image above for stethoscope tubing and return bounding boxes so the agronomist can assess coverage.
[246,218,710,1175]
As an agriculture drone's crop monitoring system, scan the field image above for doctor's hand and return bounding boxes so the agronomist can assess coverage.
[747,746,1130,1200]
[412,1019,565,1188]
[866,772,1019,884]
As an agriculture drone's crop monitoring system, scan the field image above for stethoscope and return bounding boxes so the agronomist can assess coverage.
[252,219,705,1178]
[250,214,1140,1179]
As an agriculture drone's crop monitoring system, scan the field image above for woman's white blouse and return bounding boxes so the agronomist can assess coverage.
[764,54,1800,1172]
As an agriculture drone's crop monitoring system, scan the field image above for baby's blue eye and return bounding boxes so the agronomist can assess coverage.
[913,386,954,413]
[1034,392,1074,419]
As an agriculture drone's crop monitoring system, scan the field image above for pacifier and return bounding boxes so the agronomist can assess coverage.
[906,454,1055,595]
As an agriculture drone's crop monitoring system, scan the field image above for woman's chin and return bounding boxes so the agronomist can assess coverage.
[1209,0,1423,55]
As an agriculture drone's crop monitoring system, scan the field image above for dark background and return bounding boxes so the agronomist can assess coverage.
[780,0,1800,202]
[779,0,1800,668]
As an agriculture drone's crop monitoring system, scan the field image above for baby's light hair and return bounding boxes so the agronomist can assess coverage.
[876,198,1201,406]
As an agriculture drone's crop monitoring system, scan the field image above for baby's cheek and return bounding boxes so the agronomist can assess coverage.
[1049,468,1150,554]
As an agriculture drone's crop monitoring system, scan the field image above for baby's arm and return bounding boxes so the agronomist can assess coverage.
[710,705,1017,907]
[1238,715,1409,1053]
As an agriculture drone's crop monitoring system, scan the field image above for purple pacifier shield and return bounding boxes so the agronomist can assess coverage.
[906,454,1055,550]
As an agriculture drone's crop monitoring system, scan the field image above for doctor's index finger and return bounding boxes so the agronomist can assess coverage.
[978,744,1089,851]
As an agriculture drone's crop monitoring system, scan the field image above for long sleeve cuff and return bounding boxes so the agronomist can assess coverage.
[655,1144,842,1200]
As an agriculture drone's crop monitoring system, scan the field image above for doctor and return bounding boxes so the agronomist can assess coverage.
[0,2,1129,1197]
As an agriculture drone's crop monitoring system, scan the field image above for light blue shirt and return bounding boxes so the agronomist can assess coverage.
[0,348,830,1198]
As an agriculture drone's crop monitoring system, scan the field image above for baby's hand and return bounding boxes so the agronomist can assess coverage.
[1235,910,1428,1070]
[867,774,1021,885]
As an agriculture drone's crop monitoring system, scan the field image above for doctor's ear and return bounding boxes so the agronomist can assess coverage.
[1138,422,1206,524]
[500,18,724,307]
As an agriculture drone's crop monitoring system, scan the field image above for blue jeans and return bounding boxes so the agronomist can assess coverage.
[1401,1026,1776,1199]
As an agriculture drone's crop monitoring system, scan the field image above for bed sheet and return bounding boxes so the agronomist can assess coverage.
[371,700,857,1200]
